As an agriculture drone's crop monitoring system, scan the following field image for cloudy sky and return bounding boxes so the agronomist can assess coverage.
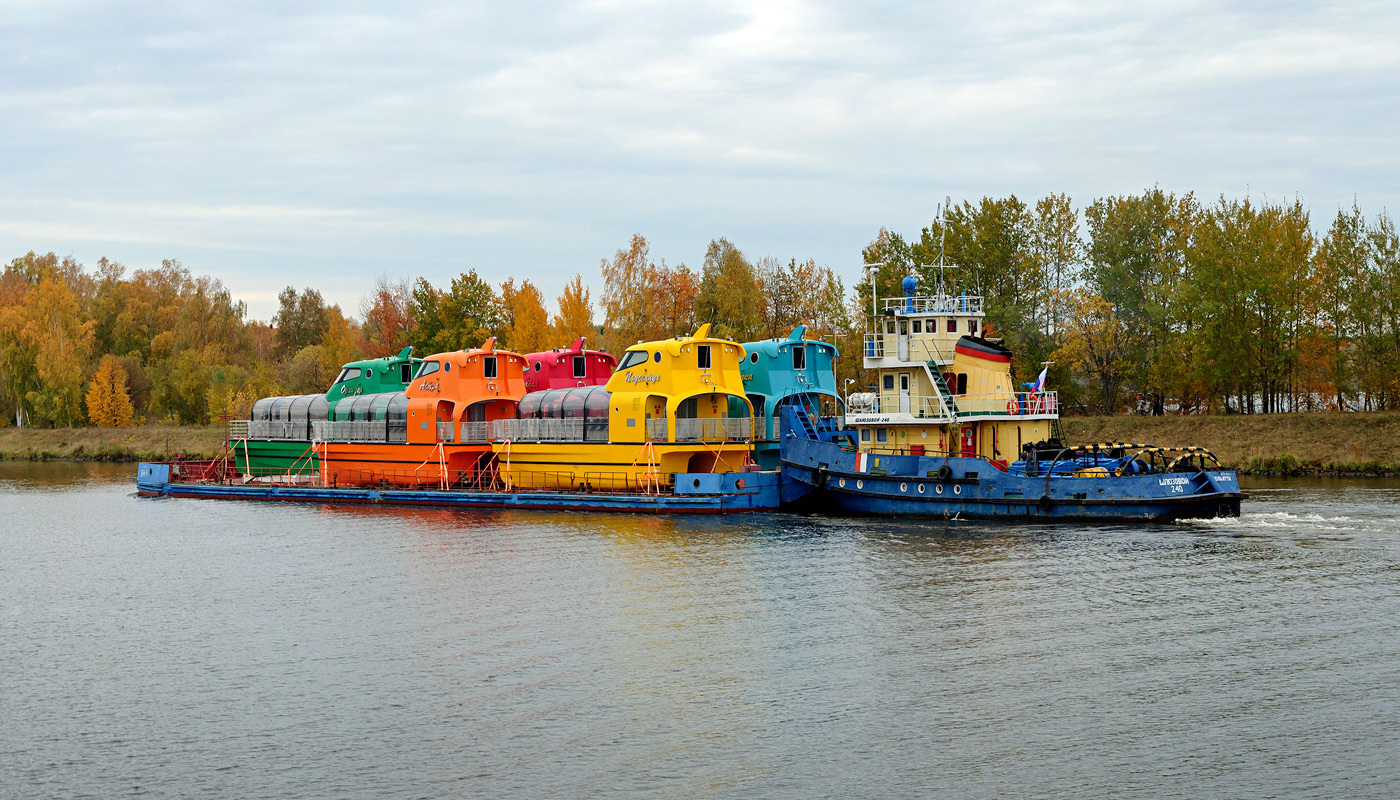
[2,1,1396,320]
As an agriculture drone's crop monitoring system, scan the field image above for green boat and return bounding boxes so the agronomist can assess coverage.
[231,347,423,476]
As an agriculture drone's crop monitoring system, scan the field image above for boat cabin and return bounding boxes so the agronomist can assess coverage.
[522,337,616,392]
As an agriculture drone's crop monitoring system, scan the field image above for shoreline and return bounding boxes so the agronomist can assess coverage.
[2,413,1398,476]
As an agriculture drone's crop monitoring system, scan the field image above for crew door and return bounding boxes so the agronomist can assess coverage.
[897,319,909,361]
[899,373,911,414]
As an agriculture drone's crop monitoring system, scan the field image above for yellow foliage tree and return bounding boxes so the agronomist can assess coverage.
[500,279,549,353]
[549,274,594,348]
[1052,288,1133,414]
[86,354,135,427]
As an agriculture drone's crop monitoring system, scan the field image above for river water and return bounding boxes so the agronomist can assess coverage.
[3,462,1399,799]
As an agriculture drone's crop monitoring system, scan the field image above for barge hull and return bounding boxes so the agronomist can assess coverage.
[136,463,780,514]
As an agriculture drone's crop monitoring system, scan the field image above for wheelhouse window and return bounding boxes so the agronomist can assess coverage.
[572,355,586,378]
[969,319,979,335]
[483,357,498,378]
[618,350,648,370]
[885,320,896,334]
[335,367,362,383]
[912,320,922,334]
[792,345,805,370]
[697,345,712,369]
[399,363,413,383]
[947,319,957,333]
[415,361,440,379]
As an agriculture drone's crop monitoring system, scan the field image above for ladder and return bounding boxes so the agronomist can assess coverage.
[928,367,960,422]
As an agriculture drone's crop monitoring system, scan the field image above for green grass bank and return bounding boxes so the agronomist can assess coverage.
[1063,411,1400,476]
[0,425,227,462]
[2,413,1398,475]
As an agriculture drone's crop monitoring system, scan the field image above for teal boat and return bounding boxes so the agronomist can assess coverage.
[740,326,841,469]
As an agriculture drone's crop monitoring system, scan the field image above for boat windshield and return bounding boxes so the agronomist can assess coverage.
[415,361,441,379]
[334,367,362,383]
[617,350,648,370]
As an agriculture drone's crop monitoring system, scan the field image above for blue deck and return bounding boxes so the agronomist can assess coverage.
[136,463,783,514]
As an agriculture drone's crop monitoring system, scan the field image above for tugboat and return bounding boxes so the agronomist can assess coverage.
[778,275,1245,521]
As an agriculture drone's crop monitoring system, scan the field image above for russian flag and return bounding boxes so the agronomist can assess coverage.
[1032,366,1049,393]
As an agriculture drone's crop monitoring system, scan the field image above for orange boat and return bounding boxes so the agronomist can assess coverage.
[315,338,528,487]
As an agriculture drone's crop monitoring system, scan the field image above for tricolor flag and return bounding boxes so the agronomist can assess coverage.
[1032,366,1049,393]
[855,453,871,472]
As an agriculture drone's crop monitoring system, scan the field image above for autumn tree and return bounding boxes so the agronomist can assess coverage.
[408,270,501,353]
[359,275,415,355]
[500,278,549,353]
[550,274,595,348]
[273,287,330,357]
[86,354,135,427]
[1053,289,1133,413]
[695,238,763,341]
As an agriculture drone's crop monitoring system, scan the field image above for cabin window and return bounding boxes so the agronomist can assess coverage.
[572,355,586,378]
[400,363,413,383]
[947,319,957,333]
[750,352,759,364]
[883,374,895,391]
[653,351,662,363]
[885,320,895,334]
[792,345,805,370]
[618,350,648,370]
[483,357,498,378]
[912,320,922,334]
[534,361,542,371]
[957,373,968,395]
[416,361,440,378]
[697,345,711,369]
[969,319,979,335]
[860,428,871,442]
[876,428,888,444]
[444,362,451,372]
[335,367,362,383]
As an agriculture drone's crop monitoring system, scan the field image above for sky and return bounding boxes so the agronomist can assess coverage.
[2,0,1397,321]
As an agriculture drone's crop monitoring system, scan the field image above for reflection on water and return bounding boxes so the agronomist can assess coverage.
[3,463,1400,799]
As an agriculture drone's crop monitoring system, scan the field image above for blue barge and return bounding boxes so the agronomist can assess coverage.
[136,463,785,514]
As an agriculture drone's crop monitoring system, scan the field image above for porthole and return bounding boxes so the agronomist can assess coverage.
[839,478,846,488]
[750,352,759,363]
[736,478,746,489]
[900,483,908,492]
[936,484,943,495]
[534,362,542,371]
[653,351,661,363]
[856,479,864,490]
[917,484,926,494]
[444,362,451,372]
[693,478,701,488]
[953,484,962,495]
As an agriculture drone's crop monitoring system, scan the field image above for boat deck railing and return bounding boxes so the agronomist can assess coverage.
[880,294,983,315]
[851,391,1057,419]
[166,461,678,495]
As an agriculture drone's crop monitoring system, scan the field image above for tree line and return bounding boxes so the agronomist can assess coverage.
[861,189,1400,415]
[4,189,1397,428]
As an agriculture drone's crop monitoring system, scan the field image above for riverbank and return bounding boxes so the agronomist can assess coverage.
[0,425,227,461]
[3,413,1398,475]
[1063,411,1400,476]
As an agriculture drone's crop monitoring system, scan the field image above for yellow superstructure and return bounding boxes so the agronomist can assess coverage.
[492,325,756,490]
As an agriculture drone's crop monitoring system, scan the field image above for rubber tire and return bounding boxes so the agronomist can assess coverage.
[1039,494,1054,513]
[936,465,953,481]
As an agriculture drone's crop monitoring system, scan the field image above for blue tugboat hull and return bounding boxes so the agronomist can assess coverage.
[780,436,1245,522]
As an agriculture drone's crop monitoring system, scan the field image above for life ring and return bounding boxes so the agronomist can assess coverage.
[1007,398,1019,415]
[936,464,953,481]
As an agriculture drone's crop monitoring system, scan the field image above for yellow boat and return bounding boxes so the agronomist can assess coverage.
[491,324,756,490]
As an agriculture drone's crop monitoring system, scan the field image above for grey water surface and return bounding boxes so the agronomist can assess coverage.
[3,462,1399,799]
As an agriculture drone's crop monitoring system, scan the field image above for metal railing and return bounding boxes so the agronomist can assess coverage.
[229,419,250,439]
[854,394,952,420]
[880,294,984,314]
[460,421,491,443]
[493,418,585,441]
[246,419,311,440]
[863,334,954,365]
[437,421,456,443]
[673,417,752,442]
[314,420,389,442]
[957,391,1058,417]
